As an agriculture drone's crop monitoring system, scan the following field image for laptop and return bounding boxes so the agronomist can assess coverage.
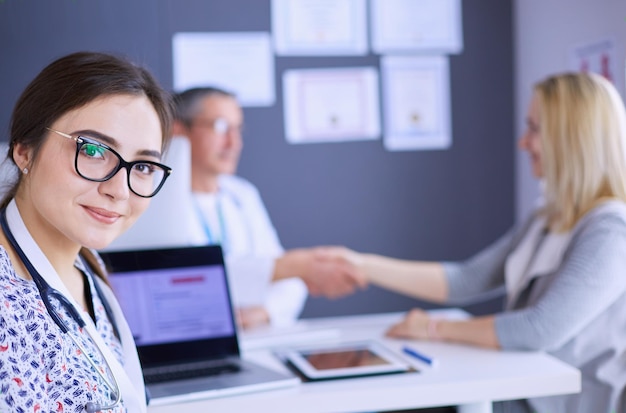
[100,245,300,406]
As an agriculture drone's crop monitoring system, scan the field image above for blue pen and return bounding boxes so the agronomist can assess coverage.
[402,345,438,367]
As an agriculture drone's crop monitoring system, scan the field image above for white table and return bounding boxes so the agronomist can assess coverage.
[148,311,581,413]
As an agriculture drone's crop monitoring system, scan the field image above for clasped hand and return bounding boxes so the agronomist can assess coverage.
[291,246,368,299]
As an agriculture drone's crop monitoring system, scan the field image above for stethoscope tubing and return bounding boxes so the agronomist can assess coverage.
[0,208,121,412]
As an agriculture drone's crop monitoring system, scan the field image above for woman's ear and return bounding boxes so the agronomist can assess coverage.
[12,142,32,173]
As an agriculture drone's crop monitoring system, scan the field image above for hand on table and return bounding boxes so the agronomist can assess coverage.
[236,306,270,330]
[385,308,432,340]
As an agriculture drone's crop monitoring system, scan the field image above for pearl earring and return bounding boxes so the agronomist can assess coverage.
[22,167,28,174]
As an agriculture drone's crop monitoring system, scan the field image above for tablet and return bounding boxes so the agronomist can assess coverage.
[283,341,412,381]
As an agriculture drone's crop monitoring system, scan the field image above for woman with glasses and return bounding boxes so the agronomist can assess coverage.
[0,52,172,412]
[321,73,626,413]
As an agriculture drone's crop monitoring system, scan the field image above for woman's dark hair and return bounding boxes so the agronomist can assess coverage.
[4,51,173,204]
[4,51,174,281]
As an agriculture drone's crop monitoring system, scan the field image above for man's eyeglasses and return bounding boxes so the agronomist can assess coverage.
[47,128,172,198]
[191,117,243,136]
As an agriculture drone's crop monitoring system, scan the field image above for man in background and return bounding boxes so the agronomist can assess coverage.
[173,87,365,329]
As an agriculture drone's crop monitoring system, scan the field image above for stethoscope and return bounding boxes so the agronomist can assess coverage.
[0,208,121,413]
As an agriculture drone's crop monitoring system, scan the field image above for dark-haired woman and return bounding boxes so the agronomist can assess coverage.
[0,51,173,413]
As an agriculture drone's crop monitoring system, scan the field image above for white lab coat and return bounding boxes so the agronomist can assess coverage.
[193,174,308,327]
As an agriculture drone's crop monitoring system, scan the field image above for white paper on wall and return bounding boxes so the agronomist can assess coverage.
[172,32,275,107]
[282,67,381,144]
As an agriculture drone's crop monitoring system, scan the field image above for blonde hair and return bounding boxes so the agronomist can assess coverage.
[536,72,626,231]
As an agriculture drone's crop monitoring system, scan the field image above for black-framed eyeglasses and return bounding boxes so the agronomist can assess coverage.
[47,128,172,198]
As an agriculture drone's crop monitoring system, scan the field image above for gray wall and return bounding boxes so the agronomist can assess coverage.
[0,0,514,318]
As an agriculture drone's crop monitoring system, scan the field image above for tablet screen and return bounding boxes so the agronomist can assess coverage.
[303,347,389,370]
[284,341,412,381]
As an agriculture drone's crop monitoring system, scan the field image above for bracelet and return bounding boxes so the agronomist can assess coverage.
[427,318,440,340]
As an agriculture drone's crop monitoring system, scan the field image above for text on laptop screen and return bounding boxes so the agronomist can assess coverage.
[109,264,235,346]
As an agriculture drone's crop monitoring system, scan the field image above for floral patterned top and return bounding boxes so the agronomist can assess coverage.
[0,247,126,413]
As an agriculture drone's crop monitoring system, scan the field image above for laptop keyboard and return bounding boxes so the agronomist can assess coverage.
[144,360,241,384]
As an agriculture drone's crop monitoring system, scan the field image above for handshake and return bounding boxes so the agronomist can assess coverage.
[276,246,369,299]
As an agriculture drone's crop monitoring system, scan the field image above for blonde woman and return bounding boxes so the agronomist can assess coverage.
[323,73,626,413]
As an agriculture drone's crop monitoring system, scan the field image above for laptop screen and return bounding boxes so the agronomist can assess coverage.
[101,245,240,367]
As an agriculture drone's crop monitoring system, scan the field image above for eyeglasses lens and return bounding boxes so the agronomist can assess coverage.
[213,118,229,135]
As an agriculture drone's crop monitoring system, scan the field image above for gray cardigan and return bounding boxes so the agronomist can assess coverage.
[443,202,626,413]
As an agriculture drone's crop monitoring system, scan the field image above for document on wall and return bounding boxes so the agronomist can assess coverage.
[172,32,275,107]
[370,0,463,54]
[272,0,368,55]
[282,67,381,144]
[381,56,451,151]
